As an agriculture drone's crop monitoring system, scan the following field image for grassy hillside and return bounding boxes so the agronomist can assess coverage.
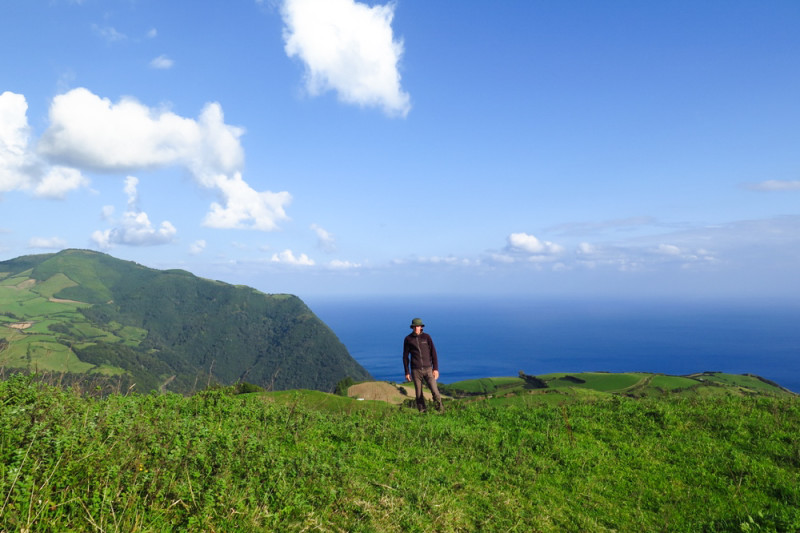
[439,371,795,402]
[1,374,798,532]
[0,249,371,393]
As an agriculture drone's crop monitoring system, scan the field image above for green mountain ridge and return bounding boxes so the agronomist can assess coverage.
[0,249,371,393]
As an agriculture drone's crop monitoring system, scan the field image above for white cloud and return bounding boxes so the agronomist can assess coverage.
[281,0,411,117]
[39,88,232,171]
[747,180,800,192]
[488,253,515,264]
[150,54,174,70]
[0,91,34,193]
[203,173,291,231]
[420,255,472,266]
[571,239,718,272]
[0,91,88,198]
[147,28,158,39]
[656,243,682,256]
[38,88,290,231]
[33,167,89,199]
[92,24,127,43]
[271,249,315,266]
[506,232,564,255]
[92,212,177,248]
[311,223,336,252]
[328,259,361,269]
[28,236,68,249]
[123,175,139,208]
[189,240,206,255]
[91,176,177,248]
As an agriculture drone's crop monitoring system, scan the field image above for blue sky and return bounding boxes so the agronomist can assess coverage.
[1,0,799,300]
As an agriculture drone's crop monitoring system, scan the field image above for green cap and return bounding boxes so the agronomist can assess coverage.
[410,318,425,328]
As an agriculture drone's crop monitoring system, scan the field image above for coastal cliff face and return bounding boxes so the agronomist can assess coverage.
[0,249,372,393]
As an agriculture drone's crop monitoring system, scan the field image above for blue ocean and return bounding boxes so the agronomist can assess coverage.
[308,296,800,394]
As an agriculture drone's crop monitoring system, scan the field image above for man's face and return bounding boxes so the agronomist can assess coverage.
[413,325,423,335]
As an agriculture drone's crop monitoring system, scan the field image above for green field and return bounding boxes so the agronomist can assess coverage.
[30,273,79,299]
[1,374,798,532]
[0,274,132,377]
[442,371,793,401]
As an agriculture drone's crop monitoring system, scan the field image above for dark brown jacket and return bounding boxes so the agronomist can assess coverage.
[403,332,439,375]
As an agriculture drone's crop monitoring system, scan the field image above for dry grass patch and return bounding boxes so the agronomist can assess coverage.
[347,381,430,404]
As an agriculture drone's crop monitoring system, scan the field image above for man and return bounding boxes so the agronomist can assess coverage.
[403,317,444,413]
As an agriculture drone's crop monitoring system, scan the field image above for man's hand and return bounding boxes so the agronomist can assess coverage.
[433,370,439,380]
[405,373,411,382]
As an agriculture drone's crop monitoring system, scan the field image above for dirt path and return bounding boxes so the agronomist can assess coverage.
[49,297,83,304]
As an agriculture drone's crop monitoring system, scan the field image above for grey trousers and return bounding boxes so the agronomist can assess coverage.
[411,367,443,412]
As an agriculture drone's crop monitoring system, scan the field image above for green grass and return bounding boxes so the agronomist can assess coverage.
[68,322,122,342]
[0,275,31,287]
[0,273,129,378]
[2,337,96,373]
[438,371,798,420]
[649,374,699,390]
[698,372,786,393]
[441,377,526,396]
[30,273,79,299]
[1,374,798,532]
[108,323,148,346]
[543,372,644,392]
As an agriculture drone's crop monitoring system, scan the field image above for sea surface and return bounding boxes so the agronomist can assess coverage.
[307,296,800,393]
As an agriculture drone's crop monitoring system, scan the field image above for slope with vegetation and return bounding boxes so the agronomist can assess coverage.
[1,373,798,532]
[438,371,795,402]
[0,249,371,393]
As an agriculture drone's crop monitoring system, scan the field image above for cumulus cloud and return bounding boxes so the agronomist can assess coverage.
[150,54,174,69]
[38,88,290,230]
[28,236,68,249]
[506,232,564,256]
[281,0,411,117]
[91,176,177,249]
[33,167,88,199]
[311,223,336,252]
[271,249,315,266]
[203,173,291,231]
[0,92,33,193]
[39,88,237,172]
[746,180,800,192]
[0,91,89,198]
